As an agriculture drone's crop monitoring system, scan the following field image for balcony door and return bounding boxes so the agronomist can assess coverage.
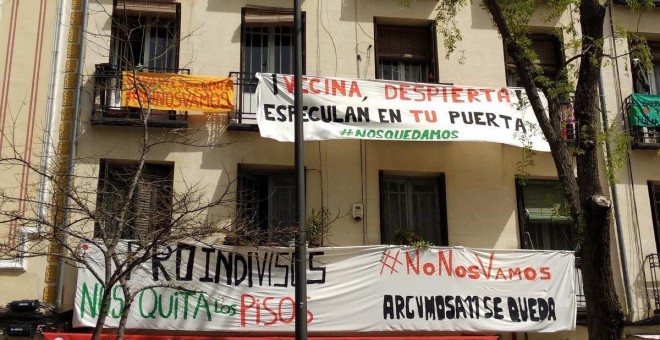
[238,8,303,124]
[237,167,296,245]
[112,0,180,72]
[106,1,180,114]
[515,179,584,310]
[374,20,438,83]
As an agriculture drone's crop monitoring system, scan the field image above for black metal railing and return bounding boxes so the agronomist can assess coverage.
[630,126,660,149]
[644,253,660,316]
[227,71,259,131]
[92,63,190,128]
[626,94,660,149]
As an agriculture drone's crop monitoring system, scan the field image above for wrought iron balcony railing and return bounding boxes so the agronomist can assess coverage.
[630,126,660,149]
[627,94,660,149]
[92,63,190,128]
[228,71,259,131]
[644,253,660,318]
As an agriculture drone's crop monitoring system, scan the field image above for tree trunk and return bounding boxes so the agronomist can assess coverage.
[574,1,625,339]
[91,287,113,340]
[116,288,132,340]
[481,0,626,338]
[581,196,624,339]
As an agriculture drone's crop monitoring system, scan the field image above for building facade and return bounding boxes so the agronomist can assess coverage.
[3,0,660,339]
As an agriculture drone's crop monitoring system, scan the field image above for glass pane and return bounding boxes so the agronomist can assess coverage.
[274,26,293,74]
[654,185,660,230]
[527,222,575,251]
[402,62,425,83]
[268,174,295,241]
[238,173,261,226]
[149,26,166,69]
[651,63,660,95]
[271,188,294,227]
[123,17,146,68]
[521,181,568,221]
[243,27,269,93]
[520,180,575,251]
[379,61,398,80]
[243,27,269,75]
[382,177,441,244]
[410,182,439,243]
[382,180,406,243]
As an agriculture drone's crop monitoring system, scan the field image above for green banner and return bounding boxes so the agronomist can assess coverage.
[630,93,660,128]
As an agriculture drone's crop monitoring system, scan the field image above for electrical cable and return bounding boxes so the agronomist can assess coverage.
[609,3,646,269]
[319,0,338,76]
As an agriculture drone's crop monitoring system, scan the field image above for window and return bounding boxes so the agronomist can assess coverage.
[648,182,660,253]
[237,166,296,245]
[505,34,563,87]
[516,179,584,310]
[516,179,574,251]
[241,7,305,77]
[380,174,447,245]
[111,0,180,71]
[233,7,303,126]
[375,22,438,83]
[632,41,660,95]
[94,1,185,125]
[95,160,174,241]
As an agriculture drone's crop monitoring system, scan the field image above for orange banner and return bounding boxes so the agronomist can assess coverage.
[121,71,233,112]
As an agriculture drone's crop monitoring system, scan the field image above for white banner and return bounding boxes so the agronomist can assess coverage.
[256,74,551,152]
[73,244,576,333]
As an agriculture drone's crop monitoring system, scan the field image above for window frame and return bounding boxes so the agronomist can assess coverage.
[95,159,174,241]
[236,164,303,245]
[109,0,182,71]
[648,181,660,253]
[504,33,564,87]
[379,172,448,246]
[240,7,307,77]
[373,20,439,83]
[631,41,660,95]
[515,178,575,251]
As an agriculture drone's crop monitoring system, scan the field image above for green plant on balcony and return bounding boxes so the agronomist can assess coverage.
[394,229,433,249]
[306,208,332,247]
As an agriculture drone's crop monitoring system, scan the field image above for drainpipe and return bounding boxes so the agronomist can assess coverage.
[55,0,89,312]
[38,0,69,230]
[599,71,634,320]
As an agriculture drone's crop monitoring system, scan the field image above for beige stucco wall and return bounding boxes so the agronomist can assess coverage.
[69,1,578,338]
[599,5,660,325]
[1,0,654,338]
[78,0,566,250]
[0,0,59,305]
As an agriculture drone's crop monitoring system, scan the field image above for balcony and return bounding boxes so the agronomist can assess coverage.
[627,94,660,149]
[227,72,259,131]
[626,253,660,326]
[644,254,660,319]
[92,64,190,128]
[630,126,660,149]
